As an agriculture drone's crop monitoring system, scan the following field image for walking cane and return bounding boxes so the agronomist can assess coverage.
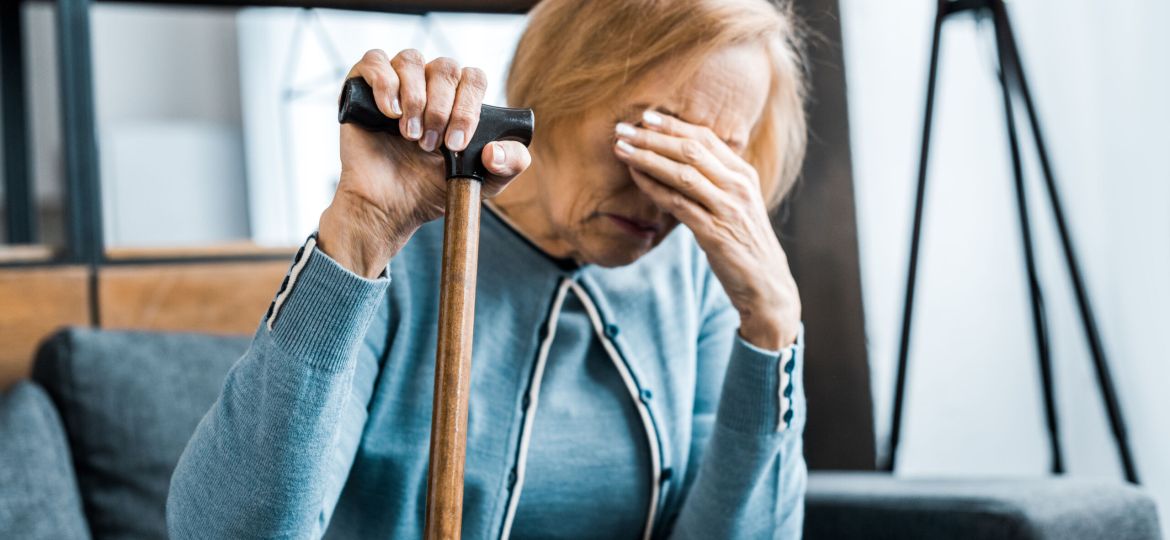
[338,78,535,539]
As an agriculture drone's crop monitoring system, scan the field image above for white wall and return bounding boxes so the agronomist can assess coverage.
[22,4,65,206]
[12,4,248,248]
[841,0,1170,534]
[91,5,249,247]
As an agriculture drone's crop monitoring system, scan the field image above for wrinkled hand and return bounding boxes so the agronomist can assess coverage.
[613,111,800,350]
[320,49,531,278]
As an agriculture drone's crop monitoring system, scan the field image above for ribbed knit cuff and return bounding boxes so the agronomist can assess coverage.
[717,323,804,435]
[265,237,390,371]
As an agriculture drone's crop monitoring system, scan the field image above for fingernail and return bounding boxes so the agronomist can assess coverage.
[421,130,439,152]
[391,98,403,116]
[615,139,636,155]
[642,110,664,127]
[492,143,506,167]
[407,117,422,139]
[615,122,637,138]
[447,129,466,151]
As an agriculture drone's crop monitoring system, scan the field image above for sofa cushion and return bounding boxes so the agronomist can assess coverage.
[0,381,92,540]
[32,328,249,540]
[805,472,1163,539]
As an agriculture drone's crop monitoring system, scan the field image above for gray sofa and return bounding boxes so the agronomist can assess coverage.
[0,327,1162,539]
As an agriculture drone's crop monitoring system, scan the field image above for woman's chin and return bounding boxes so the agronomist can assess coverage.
[579,233,660,268]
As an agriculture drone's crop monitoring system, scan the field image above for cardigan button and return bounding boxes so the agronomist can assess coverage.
[521,395,531,410]
[604,323,620,338]
[640,388,653,402]
[508,468,517,487]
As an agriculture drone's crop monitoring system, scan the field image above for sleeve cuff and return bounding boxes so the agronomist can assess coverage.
[717,322,804,435]
[263,233,391,371]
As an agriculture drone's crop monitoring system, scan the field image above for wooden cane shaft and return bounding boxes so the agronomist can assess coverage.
[424,178,482,540]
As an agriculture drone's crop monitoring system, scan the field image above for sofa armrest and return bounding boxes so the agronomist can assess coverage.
[805,472,1161,540]
[0,381,91,539]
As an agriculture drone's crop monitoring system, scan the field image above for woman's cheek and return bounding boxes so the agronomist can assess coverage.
[582,142,635,199]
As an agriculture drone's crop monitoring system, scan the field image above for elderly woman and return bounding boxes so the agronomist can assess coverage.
[168,0,808,538]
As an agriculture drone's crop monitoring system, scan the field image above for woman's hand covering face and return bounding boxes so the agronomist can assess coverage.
[613,111,801,350]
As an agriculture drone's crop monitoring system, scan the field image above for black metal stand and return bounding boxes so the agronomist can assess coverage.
[884,0,1139,484]
[2,1,35,244]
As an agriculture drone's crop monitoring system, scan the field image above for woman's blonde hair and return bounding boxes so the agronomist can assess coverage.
[507,0,808,208]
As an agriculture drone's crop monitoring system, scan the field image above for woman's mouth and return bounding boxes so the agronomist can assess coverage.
[604,213,660,240]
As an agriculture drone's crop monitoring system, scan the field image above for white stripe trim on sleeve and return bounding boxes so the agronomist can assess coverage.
[778,346,793,432]
[266,235,317,331]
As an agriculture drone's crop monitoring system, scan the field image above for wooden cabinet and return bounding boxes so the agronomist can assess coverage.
[0,248,293,389]
[0,266,90,386]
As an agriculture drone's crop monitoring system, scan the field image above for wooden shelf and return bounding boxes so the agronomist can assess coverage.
[1,243,297,265]
[105,242,296,262]
[0,245,59,264]
[99,260,291,333]
[0,258,294,388]
[0,266,90,388]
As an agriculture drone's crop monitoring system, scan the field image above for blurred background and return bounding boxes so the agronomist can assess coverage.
[1,0,1166,537]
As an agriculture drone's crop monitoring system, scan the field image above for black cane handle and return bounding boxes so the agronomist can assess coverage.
[338,77,535,182]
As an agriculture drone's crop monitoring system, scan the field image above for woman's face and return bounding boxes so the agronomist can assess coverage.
[510,42,772,267]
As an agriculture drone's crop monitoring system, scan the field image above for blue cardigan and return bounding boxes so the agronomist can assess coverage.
[167,208,808,539]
